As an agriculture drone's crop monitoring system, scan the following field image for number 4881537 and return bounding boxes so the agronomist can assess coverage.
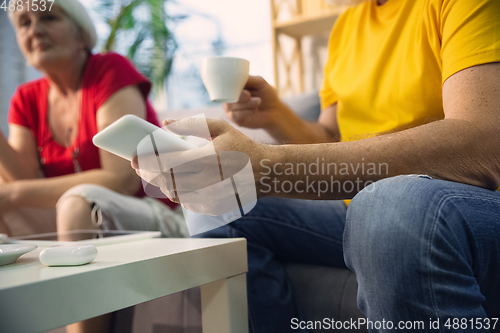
[1,0,55,12]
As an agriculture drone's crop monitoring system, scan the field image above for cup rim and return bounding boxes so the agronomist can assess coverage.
[201,56,249,63]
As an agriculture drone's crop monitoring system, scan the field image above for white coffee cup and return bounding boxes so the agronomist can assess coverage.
[201,56,250,103]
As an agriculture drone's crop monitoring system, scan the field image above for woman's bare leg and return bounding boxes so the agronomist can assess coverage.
[56,196,112,333]
[65,314,112,333]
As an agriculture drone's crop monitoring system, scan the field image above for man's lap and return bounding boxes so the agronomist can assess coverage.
[199,174,500,298]
[345,175,500,319]
[195,175,500,331]
[199,175,500,269]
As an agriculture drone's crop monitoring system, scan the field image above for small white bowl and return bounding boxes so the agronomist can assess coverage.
[0,244,38,266]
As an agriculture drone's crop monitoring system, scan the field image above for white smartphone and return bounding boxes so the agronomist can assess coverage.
[92,114,197,161]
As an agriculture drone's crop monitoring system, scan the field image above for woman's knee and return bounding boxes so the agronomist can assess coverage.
[56,184,106,231]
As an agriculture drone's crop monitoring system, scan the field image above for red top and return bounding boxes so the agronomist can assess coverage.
[8,52,176,209]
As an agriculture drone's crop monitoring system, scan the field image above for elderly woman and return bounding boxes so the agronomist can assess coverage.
[2,1,185,235]
[0,0,187,332]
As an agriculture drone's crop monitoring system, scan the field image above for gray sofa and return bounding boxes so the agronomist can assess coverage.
[282,92,366,333]
[286,264,365,332]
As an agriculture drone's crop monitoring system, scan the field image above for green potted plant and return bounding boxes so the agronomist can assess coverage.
[97,0,180,96]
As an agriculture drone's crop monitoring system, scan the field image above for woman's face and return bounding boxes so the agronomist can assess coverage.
[12,6,85,71]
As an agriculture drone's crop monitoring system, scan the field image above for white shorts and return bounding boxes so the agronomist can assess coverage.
[3,184,188,238]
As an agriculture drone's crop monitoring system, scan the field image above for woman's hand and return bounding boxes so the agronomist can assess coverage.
[224,76,289,130]
[131,118,268,215]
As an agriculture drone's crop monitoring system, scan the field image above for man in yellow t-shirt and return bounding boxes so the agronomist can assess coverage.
[134,0,500,331]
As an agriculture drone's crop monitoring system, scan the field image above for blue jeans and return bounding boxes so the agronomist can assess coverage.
[195,175,500,332]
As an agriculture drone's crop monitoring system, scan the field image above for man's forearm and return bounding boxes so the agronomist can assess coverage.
[265,106,337,144]
[258,118,500,200]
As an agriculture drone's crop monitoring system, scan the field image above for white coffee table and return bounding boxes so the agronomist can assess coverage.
[0,238,248,333]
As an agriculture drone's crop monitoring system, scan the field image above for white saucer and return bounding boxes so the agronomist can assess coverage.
[0,244,38,266]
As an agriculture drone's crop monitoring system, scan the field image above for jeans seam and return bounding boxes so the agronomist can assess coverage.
[426,192,495,330]
[238,216,344,246]
[427,197,443,330]
[437,193,500,272]
[450,197,484,273]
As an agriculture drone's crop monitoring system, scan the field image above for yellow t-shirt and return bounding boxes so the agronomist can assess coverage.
[320,0,500,143]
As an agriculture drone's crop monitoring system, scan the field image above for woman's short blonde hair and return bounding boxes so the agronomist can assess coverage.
[8,0,97,51]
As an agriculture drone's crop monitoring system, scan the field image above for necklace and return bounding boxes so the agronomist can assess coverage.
[39,85,83,174]
[66,127,82,173]
[72,147,82,173]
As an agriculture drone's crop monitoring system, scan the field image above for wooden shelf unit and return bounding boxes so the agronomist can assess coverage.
[270,0,345,96]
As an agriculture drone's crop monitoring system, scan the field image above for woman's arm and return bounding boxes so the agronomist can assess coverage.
[0,125,40,182]
[5,86,145,211]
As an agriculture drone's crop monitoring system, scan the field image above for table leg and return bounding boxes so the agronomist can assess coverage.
[200,273,249,333]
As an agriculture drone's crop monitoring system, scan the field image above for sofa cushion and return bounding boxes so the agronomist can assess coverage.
[283,92,322,122]
[285,263,366,333]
